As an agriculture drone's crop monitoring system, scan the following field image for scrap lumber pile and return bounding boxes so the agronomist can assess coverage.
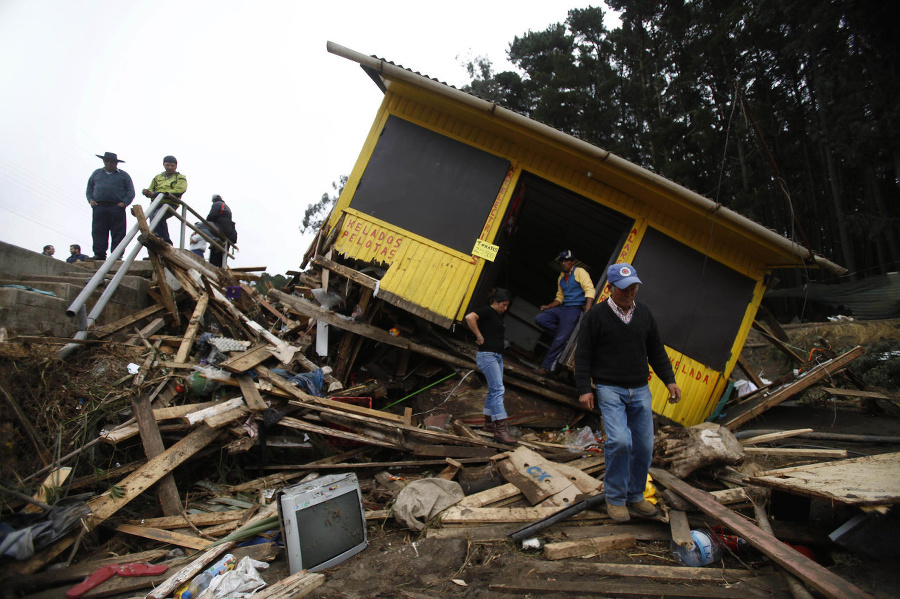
[1,222,899,597]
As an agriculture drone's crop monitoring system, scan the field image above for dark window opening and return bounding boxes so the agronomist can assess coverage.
[350,115,511,255]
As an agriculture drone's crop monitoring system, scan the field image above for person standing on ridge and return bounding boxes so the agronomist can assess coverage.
[142,155,187,245]
[85,152,135,261]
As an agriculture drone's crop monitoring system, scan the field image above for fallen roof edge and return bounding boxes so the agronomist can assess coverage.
[326,41,846,276]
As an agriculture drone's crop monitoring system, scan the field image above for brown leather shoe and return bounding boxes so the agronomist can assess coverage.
[606,502,630,522]
[483,415,495,434]
[627,500,659,518]
[493,419,517,444]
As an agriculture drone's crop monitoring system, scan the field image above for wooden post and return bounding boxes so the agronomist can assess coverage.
[132,391,183,517]
[132,204,180,327]
[174,293,209,363]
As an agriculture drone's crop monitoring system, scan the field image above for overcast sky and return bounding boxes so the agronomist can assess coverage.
[0,1,611,274]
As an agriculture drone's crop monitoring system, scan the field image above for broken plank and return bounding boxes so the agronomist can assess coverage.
[125,317,166,347]
[132,389,182,517]
[742,447,848,458]
[183,397,245,426]
[89,303,165,339]
[740,428,814,445]
[22,467,72,513]
[413,445,496,458]
[86,425,221,530]
[543,533,635,559]
[440,506,604,524]
[174,293,209,362]
[115,523,213,550]
[279,416,400,449]
[237,372,268,411]
[722,346,865,430]
[249,569,325,599]
[205,406,251,429]
[669,509,693,549]
[489,578,773,598]
[128,509,249,529]
[650,467,873,599]
[747,451,900,505]
[218,343,273,373]
[311,255,378,290]
[133,205,180,327]
[521,560,764,582]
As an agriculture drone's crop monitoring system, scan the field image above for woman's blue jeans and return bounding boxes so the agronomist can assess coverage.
[475,352,507,421]
[595,384,654,505]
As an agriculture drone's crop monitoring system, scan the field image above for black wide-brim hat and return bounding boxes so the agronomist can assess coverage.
[96,152,124,163]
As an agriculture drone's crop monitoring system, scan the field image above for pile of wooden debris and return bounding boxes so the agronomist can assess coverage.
[1,212,899,598]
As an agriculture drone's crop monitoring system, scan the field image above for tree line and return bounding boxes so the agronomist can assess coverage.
[463,1,898,283]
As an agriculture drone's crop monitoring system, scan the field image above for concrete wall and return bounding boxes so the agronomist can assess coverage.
[0,240,152,336]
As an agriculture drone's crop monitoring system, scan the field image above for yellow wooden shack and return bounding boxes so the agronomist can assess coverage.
[321,42,845,426]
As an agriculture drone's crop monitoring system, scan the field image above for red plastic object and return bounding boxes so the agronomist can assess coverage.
[66,563,168,598]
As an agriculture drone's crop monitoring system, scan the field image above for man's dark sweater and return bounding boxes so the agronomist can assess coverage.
[574,300,676,395]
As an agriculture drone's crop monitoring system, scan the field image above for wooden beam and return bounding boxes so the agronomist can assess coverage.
[174,293,209,363]
[132,204,180,327]
[115,523,212,550]
[742,447,847,458]
[722,346,865,430]
[131,391,182,517]
[312,255,378,289]
[86,425,221,529]
[740,428,814,445]
[237,373,269,411]
[650,467,873,599]
[89,303,165,339]
[543,534,635,559]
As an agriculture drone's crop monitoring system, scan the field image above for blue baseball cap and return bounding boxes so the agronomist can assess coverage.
[557,250,575,261]
[607,263,642,289]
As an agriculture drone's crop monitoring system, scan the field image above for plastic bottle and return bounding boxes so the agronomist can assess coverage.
[175,554,236,599]
[670,530,723,567]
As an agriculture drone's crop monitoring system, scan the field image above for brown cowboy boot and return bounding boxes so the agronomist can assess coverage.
[493,418,517,444]
[483,415,496,434]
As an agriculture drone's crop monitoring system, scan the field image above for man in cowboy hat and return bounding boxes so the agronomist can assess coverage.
[86,152,135,260]
[142,155,187,245]
[574,262,681,522]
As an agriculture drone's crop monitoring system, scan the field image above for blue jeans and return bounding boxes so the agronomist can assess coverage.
[535,305,583,370]
[595,384,654,505]
[475,352,507,421]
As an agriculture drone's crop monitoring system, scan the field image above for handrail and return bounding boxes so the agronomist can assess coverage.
[154,196,239,260]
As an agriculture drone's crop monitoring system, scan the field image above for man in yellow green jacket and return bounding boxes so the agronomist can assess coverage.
[142,155,187,244]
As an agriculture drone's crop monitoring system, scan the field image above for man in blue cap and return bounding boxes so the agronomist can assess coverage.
[534,250,595,375]
[574,262,681,522]
[142,155,187,245]
[86,152,135,260]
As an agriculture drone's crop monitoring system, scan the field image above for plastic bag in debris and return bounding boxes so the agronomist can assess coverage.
[199,556,268,599]
[270,368,324,397]
[563,426,600,452]
[393,478,465,531]
[189,365,231,395]
[0,495,91,560]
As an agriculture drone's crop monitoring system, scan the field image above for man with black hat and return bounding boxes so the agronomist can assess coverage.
[534,250,595,375]
[574,262,681,522]
[86,152,135,260]
[142,155,187,245]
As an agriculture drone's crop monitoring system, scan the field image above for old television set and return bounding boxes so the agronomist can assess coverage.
[277,472,368,573]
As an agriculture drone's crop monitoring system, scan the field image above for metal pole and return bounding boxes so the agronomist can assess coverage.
[66,194,166,318]
[58,206,170,360]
